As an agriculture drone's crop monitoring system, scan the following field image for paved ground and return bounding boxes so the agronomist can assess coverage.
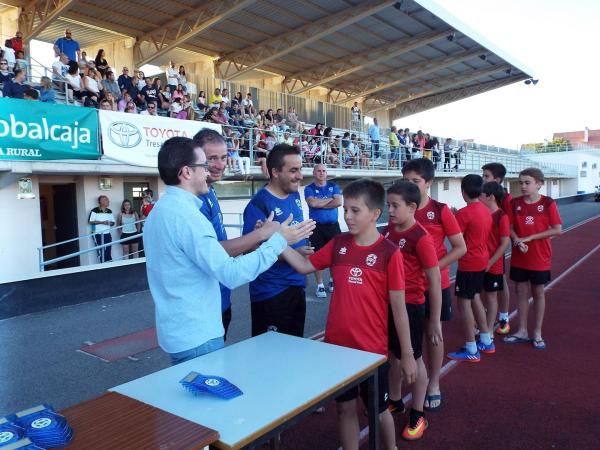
[1,199,598,415]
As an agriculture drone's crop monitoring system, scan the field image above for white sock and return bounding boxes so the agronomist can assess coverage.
[499,312,509,321]
[465,341,477,354]
[480,332,492,345]
[317,283,324,288]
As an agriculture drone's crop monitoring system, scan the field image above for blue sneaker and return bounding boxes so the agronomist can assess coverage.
[447,349,480,362]
[477,340,496,354]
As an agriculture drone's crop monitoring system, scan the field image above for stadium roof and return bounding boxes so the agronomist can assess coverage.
[3,0,534,118]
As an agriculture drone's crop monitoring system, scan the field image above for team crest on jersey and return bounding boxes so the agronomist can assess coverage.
[525,216,534,225]
[295,199,302,209]
[427,211,435,220]
[366,253,377,266]
[516,206,522,211]
[315,189,319,193]
[329,186,333,192]
[398,238,407,249]
[274,207,283,216]
[349,267,363,284]
[339,246,347,255]
[493,282,499,288]
[537,205,544,212]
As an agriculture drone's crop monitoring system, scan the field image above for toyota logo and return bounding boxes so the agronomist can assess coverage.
[350,267,362,277]
[108,121,142,148]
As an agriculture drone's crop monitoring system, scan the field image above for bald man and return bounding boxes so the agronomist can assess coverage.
[303,164,342,298]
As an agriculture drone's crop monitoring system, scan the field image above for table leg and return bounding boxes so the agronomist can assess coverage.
[367,370,380,450]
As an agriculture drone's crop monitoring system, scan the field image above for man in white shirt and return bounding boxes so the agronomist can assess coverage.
[278,129,294,145]
[140,101,158,115]
[88,195,116,263]
[166,61,178,92]
[52,53,69,83]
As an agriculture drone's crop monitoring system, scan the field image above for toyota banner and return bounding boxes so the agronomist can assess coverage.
[99,110,222,167]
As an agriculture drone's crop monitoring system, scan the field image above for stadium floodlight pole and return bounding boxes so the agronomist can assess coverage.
[20,0,78,43]
[334,48,486,105]
[134,0,256,67]
[215,0,397,80]
[287,29,453,95]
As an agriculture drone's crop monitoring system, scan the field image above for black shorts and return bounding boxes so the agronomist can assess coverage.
[483,272,504,292]
[455,270,485,300]
[425,287,453,321]
[121,232,141,245]
[222,307,232,341]
[250,286,306,337]
[310,222,341,251]
[336,362,389,413]
[510,267,551,285]
[388,303,425,360]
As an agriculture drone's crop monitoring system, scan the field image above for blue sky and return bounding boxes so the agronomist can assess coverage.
[393,0,600,149]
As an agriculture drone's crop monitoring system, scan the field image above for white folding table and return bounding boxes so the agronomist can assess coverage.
[111,332,386,449]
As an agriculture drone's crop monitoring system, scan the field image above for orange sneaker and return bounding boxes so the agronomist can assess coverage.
[496,319,510,335]
[401,416,428,441]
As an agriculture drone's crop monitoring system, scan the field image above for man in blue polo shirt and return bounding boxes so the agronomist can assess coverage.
[53,28,80,62]
[194,128,283,339]
[243,144,309,337]
[303,164,342,298]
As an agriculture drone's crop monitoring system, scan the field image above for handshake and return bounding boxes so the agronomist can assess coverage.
[255,211,316,246]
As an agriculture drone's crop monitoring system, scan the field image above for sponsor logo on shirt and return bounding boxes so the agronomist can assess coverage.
[398,238,406,249]
[274,207,283,216]
[339,246,347,255]
[537,205,544,212]
[329,186,333,192]
[525,216,534,225]
[349,267,363,284]
[427,211,435,220]
[295,199,302,209]
[366,254,377,266]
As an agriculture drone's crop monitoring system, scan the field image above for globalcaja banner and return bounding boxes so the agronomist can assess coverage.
[99,110,222,167]
[0,98,99,161]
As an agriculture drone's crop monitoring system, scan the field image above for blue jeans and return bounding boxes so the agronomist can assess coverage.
[371,140,380,158]
[169,337,225,365]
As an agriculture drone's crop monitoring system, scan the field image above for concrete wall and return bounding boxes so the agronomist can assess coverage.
[0,7,18,42]
[528,151,600,194]
[81,38,134,74]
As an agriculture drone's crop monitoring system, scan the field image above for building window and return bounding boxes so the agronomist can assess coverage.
[593,163,598,169]
[443,180,449,191]
[581,161,587,168]
[580,171,587,177]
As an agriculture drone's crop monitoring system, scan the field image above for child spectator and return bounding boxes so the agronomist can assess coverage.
[448,174,493,362]
[197,90,208,111]
[384,181,442,441]
[37,76,56,103]
[505,168,562,349]
[402,158,466,410]
[480,182,511,333]
[281,179,417,450]
[14,50,28,78]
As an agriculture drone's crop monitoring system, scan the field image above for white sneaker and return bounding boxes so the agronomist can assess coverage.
[316,285,327,298]
[328,280,334,293]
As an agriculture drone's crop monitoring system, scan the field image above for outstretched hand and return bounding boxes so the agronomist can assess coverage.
[279,214,316,245]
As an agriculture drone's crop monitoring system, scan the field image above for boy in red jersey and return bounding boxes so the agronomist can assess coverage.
[505,168,562,349]
[281,179,417,450]
[480,182,511,332]
[447,174,493,362]
[401,158,466,410]
[482,162,512,334]
[384,181,442,441]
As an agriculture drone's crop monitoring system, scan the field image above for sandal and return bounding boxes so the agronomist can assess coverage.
[532,339,546,350]
[503,335,531,344]
[424,393,442,412]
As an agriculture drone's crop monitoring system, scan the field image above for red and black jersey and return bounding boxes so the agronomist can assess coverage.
[508,195,562,271]
[415,198,462,288]
[384,222,438,305]
[309,233,404,355]
[487,209,510,275]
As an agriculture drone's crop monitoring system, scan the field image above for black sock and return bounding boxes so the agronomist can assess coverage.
[409,408,424,428]
[390,398,405,412]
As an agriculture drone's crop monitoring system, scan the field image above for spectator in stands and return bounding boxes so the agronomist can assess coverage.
[9,31,23,54]
[102,70,120,100]
[37,76,56,103]
[389,126,400,169]
[265,108,275,126]
[54,53,72,88]
[0,58,14,85]
[2,69,29,99]
[242,92,256,116]
[182,95,195,120]
[99,98,112,111]
[83,67,102,106]
[177,65,187,90]
[368,117,380,160]
[228,102,242,126]
[443,138,453,171]
[215,105,229,125]
[94,49,109,78]
[141,100,158,116]
[64,62,83,102]
[157,85,171,110]
[221,88,230,105]
[14,50,28,78]
[140,189,155,221]
[118,67,133,92]
[232,91,243,107]
[279,129,294,146]
[136,70,146,90]
[54,28,80,62]
[311,122,324,137]
[103,91,118,111]
[351,101,361,126]
[23,87,39,101]
[117,199,141,259]
[125,101,138,113]
[286,106,302,131]
[203,106,218,123]
[172,83,185,101]
[197,90,207,111]
[128,75,143,107]
[78,51,90,75]
[140,77,158,107]
[170,98,184,118]
[118,91,131,111]
[209,87,222,107]
[3,39,15,70]
[274,108,286,130]
[89,195,115,263]
[166,61,178,92]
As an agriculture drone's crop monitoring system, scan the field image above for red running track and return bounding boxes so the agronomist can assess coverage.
[270,216,600,450]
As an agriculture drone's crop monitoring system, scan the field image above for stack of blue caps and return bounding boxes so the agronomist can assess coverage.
[14,405,73,448]
[0,437,44,449]
[0,416,26,447]
[180,371,243,399]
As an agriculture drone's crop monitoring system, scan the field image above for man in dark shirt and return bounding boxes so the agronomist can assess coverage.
[2,69,29,98]
[117,67,133,93]
[140,78,158,107]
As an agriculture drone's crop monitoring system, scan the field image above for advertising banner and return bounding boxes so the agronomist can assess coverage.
[99,110,222,167]
[0,98,100,161]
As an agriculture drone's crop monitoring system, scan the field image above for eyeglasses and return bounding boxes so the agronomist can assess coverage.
[0,62,7,65]
[186,163,209,169]
[147,105,156,109]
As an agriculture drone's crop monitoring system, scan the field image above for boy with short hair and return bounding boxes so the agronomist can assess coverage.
[402,158,466,410]
[480,182,511,333]
[448,174,493,362]
[384,181,442,441]
[281,179,417,450]
[505,168,562,349]
[482,162,512,333]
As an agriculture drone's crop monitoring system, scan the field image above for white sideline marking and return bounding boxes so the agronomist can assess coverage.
[336,215,600,450]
